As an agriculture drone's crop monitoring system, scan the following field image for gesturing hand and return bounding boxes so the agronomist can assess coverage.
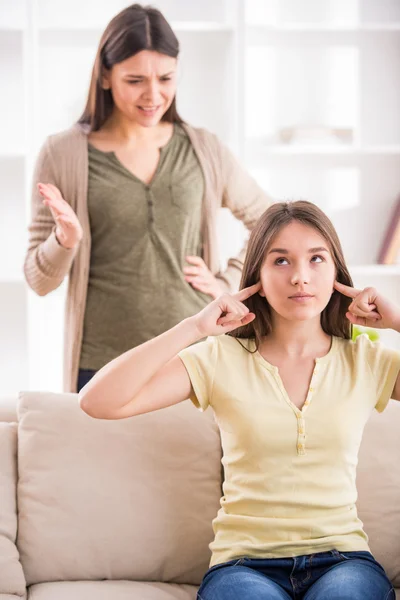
[193,282,261,338]
[38,182,83,250]
[183,256,225,299]
[334,281,400,330]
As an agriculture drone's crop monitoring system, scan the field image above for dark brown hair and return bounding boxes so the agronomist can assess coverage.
[78,3,183,131]
[228,201,353,348]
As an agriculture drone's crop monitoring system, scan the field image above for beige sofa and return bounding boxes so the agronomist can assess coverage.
[1,391,399,599]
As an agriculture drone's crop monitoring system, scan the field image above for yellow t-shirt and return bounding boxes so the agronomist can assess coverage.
[178,333,400,567]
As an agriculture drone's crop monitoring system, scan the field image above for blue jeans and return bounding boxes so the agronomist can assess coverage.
[77,369,97,392]
[197,550,395,600]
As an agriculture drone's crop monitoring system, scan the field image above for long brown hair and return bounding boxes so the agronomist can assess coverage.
[228,201,353,348]
[78,3,184,131]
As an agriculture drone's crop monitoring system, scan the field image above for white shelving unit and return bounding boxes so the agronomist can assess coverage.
[0,0,399,393]
[243,0,400,352]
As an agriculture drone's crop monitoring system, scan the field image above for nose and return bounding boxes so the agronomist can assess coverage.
[291,264,310,286]
[142,79,161,104]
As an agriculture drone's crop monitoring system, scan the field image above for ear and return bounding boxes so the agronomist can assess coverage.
[259,288,266,298]
[101,68,111,90]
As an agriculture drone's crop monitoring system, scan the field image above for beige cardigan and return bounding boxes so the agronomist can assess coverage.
[24,123,272,392]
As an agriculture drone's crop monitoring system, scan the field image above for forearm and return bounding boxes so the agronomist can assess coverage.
[79,316,202,413]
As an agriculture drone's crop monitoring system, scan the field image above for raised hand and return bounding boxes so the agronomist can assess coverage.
[334,281,400,331]
[38,183,83,249]
[192,282,261,338]
[183,255,225,299]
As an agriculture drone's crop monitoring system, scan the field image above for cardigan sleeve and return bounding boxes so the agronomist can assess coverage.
[23,137,79,296]
[215,141,274,292]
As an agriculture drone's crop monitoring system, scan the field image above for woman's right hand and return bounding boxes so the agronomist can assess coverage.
[38,182,83,249]
[193,282,261,338]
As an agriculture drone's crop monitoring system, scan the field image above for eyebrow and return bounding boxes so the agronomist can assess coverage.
[267,246,329,255]
[125,71,175,79]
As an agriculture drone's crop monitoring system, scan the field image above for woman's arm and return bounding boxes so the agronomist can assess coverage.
[79,284,260,420]
[24,139,79,296]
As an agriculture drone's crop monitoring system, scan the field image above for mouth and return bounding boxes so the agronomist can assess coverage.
[288,293,315,301]
[137,105,160,115]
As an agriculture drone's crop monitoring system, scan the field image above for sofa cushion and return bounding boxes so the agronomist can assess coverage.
[357,400,400,586]
[0,422,26,596]
[27,581,197,600]
[17,392,221,587]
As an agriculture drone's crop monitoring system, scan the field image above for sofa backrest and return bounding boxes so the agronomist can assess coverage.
[356,400,400,585]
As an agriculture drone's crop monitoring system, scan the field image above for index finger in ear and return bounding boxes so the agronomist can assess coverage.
[334,280,361,299]
[234,282,262,302]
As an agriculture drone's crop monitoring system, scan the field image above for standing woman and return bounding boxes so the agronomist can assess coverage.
[24,4,272,392]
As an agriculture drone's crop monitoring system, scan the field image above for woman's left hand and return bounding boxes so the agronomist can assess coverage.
[183,256,225,299]
[334,281,400,331]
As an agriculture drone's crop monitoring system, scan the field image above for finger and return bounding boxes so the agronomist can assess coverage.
[185,256,205,267]
[348,307,381,320]
[56,216,76,231]
[45,183,63,198]
[234,282,262,302]
[42,199,63,217]
[346,313,380,327]
[334,280,361,299]
[217,311,248,326]
[348,298,380,317]
[186,277,208,287]
[219,313,255,332]
[183,267,201,276]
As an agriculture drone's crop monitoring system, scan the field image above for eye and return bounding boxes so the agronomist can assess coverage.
[160,77,172,82]
[127,80,141,85]
[274,257,289,266]
[311,255,324,263]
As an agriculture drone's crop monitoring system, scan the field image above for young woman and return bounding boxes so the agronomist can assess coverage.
[24,3,271,393]
[79,201,400,600]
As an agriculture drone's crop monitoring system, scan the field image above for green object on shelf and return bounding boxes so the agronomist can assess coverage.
[352,325,380,342]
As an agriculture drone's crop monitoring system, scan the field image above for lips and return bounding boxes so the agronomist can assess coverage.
[289,293,314,298]
[138,106,160,112]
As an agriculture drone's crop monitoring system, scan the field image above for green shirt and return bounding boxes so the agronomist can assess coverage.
[80,125,208,370]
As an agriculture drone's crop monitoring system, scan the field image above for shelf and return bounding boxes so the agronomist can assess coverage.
[0,276,25,284]
[349,265,400,276]
[246,143,400,157]
[38,21,234,40]
[246,24,400,33]
[0,151,26,160]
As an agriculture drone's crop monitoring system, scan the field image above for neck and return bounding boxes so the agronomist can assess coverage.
[103,110,170,144]
[262,316,331,359]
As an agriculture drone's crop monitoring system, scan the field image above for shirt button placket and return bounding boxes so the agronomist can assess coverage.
[147,188,154,225]
[297,414,306,455]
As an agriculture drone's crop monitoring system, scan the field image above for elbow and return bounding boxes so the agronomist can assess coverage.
[79,389,102,419]
[79,385,115,420]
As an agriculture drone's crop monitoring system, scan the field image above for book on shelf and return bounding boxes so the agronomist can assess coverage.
[377,196,400,265]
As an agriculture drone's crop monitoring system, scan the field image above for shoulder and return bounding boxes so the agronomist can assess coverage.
[180,123,221,152]
[335,332,398,368]
[45,124,87,153]
[179,334,251,362]
[333,332,374,358]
